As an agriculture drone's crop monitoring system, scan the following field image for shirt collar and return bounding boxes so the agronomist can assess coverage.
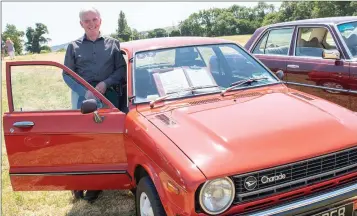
[81,32,104,42]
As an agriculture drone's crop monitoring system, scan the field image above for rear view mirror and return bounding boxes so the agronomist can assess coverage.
[275,70,285,80]
[322,49,340,60]
[81,99,98,114]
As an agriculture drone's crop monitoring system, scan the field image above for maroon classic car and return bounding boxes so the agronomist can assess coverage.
[244,16,357,111]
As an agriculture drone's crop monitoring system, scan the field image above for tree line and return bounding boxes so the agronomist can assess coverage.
[112,1,357,40]
[178,1,357,37]
[2,23,51,55]
[2,1,356,55]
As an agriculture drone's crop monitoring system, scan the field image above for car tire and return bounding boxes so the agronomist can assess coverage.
[136,176,167,216]
[71,190,84,200]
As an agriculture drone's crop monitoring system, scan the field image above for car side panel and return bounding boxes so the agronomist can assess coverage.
[10,174,132,191]
[253,54,289,81]
[285,57,352,110]
[350,61,357,90]
[124,110,206,216]
[349,61,357,110]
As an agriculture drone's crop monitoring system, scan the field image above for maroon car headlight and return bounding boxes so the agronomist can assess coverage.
[199,177,235,215]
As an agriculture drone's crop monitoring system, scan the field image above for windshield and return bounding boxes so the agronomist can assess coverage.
[337,21,357,59]
[133,43,279,103]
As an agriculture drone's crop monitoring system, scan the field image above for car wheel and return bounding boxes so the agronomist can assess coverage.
[136,176,166,216]
[71,190,84,200]
[321,81,344,94]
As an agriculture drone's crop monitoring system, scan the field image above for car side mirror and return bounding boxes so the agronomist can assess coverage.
[81,99,98,114]
[322,49,340,60]
[275,70,285,80]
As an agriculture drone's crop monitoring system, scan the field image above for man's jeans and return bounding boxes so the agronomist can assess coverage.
[71,90,79,109]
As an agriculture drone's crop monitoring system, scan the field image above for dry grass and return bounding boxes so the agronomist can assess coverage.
[1,34,251,215]
[218,34,252,45]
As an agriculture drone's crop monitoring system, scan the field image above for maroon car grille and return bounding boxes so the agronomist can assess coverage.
[231,145,357,204]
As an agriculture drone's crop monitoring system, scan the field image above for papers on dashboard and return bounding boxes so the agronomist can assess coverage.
[185,67,216,87]
[152,67,217,96]
[157,68,190,94]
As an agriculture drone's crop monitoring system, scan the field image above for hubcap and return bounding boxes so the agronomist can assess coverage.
[140,192,154,216]
[322,82,343,94]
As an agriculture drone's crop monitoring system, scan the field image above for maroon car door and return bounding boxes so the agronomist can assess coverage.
[250,27,296,81]
[3,61,132,191]
[350,61,357,110]
[285,25,352,111]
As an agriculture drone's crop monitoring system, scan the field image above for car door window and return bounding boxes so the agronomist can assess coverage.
[295,27,338,58]
[253,28,294,56]
[9,65,107,112]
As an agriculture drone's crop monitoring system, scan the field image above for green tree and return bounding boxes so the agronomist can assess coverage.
[169,30,181,37]
[311,1,356,18]
[212,11,238,36]
[262,12,280,26]
[117,11,132,41]
[179,13,205,36]
[25,23,51,53]
[1,24,25,55]
[131,28,139,40]
[148,28,167,38]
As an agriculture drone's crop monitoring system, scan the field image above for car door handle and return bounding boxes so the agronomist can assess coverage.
[287,64,299,69]
[13,121,35,128]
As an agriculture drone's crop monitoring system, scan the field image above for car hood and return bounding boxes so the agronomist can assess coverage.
[144,91,357,179]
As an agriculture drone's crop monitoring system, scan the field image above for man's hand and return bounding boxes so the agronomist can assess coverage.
[95,82,107,94]
[85,90,96,100]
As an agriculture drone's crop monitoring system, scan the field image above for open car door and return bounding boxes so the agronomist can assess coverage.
[3,61,132,191]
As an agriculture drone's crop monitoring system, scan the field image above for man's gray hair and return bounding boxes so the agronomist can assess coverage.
[79,7,101,21]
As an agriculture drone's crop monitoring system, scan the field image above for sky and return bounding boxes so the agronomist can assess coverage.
[2,1,282,46]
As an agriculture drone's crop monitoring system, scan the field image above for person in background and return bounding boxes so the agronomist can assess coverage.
[62,6,127,203]
[1,41,5,60]
[5,38,15,60]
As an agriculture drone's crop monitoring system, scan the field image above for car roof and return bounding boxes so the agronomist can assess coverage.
[265,16,357,28]
[120,36,234,54]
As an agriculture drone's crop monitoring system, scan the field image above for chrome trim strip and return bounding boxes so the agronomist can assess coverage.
[251,182,357,216]
[10,170,127,176]
[285,81,357,94]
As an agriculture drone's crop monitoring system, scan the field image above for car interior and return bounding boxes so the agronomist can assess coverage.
[343,33,357,56]
[132,46,258,102]
[295,27,337,57]
[253,26,339,58]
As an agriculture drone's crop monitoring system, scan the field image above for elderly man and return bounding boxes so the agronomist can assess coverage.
[62,6,126,202]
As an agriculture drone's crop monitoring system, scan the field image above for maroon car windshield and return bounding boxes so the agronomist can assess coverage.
[337,21,357,59]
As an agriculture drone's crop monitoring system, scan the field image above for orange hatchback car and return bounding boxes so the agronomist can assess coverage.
[3,37,357,216]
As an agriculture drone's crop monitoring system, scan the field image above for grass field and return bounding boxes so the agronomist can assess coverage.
[1,35,250,216]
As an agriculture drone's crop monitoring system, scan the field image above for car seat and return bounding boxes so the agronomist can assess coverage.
[175,47,205,67]
[134,68,157,99]
[346,34,357,56]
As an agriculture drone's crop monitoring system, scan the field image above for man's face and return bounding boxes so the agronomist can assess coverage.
[80,11,101,36]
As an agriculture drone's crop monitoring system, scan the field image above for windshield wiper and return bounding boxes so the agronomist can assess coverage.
[220,77,269,96]
[149,85,219,108]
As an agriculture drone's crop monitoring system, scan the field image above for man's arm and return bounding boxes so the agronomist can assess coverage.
[103,39,127,87]
[62,43,85,95]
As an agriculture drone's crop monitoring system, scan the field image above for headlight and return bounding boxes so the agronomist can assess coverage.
[199,177,235,215]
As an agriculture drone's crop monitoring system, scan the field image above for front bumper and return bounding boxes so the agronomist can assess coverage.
[247,182,357,216]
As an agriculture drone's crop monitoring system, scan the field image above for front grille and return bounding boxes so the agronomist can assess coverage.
[232,145,357,204]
